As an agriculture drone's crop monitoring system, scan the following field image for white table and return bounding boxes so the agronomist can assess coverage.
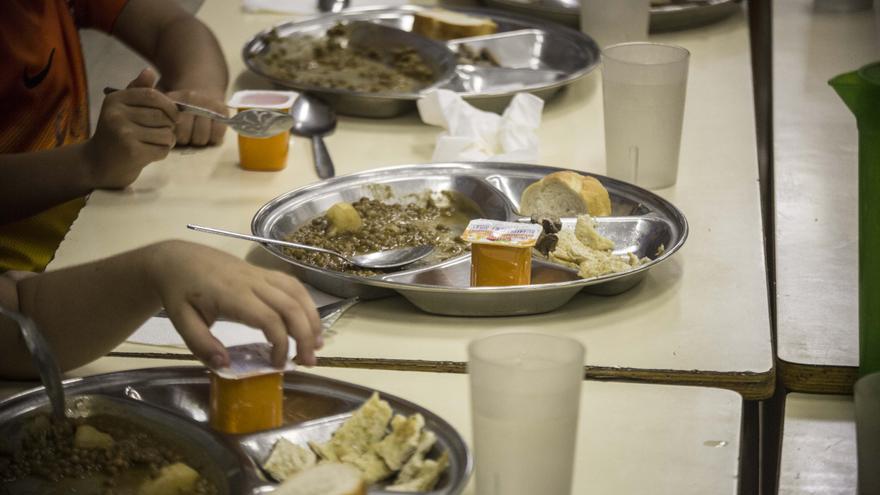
[773,0,879,393]
[778,393,856,495]
[54,2,773,398]
[0,358,744,495]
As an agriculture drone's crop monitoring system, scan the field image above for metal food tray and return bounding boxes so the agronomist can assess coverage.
[252,162,688,316]
[0,367,471,495]
[242,5,600,117]
[478,0,742,32]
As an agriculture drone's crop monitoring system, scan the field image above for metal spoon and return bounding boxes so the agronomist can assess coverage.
[290,94,336,179]
[187,224,434,270]
[0,307,65,420]
[317,0,349,12]
[103,87,294,138]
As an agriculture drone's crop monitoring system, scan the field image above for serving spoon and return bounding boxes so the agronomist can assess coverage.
[187,224,434,270]
[103,87,295,138]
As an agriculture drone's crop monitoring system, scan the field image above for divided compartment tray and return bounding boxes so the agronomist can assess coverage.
[241,5,600,117]
[0,367,472,495]
[251,162,688,316]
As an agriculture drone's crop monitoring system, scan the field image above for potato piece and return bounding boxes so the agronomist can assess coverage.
[73,425,114,450]
[326,203,363,236]
[138,462,200,495]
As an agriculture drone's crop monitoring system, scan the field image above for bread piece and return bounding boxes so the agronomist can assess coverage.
[386,451,449,492]
[373,414,425,470]
[273,463,367,495]
[340,449,393,484]
[311,392,393,461]
[520,171,612,218]
[326,202,362,236]
[394,430,437,484]
[412,8,498,41]
[263,438,318,481]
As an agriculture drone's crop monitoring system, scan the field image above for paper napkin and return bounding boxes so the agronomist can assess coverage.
[417,89,544,163]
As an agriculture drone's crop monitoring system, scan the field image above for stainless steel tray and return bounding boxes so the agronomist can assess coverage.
[479,0,742,32]
[242,5,600,117]
[251,162,688,316]
[0,367,471,495]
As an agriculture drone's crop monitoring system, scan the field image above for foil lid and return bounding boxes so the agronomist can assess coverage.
[461,219,543,247]
[210,343,295,380]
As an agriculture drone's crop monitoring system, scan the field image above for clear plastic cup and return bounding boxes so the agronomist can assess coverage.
[602,42,690,189]
[468,333,585,495]
[580,0,651,49]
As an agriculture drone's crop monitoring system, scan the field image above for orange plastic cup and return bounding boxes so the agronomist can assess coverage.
[227,90,298,172]
[209,371,284,434]
[470,243,533,287]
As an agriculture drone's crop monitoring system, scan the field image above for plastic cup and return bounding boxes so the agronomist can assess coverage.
[580,0,651,49]
[468,333,585,495]
[855,372,880,494]
[602,42,690,189]
[227,90,298,172]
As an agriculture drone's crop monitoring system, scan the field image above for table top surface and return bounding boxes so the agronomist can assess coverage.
[0,358,743,495]
[778,392,856,495]
[50,1,773,397]
[773,0,879,391]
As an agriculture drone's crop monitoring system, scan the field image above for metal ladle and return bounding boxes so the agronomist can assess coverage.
[103,87,295,138]
[0,307,65,420]
[187,224,435,270]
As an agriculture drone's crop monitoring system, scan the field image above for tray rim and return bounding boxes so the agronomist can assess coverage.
[482,0,740,20]
[240,4,601,100]
[0,366,473,495]
[251,162,689,295]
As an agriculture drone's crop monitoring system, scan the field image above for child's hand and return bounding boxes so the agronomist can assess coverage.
[85,69,178,189]
[165,89,228,147]
[145,241,322,368]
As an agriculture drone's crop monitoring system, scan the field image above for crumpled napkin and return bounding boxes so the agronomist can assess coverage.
[242,0,406,15]
[417,89,544,163]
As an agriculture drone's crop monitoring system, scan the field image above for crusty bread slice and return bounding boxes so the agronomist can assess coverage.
[272,463,367,495]
[519,171,612,217]
[412,8,498,41]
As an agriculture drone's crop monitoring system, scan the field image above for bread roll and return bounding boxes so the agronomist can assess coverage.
[520,171,612,217]
[412,9,498,41]
[272,463,367,495]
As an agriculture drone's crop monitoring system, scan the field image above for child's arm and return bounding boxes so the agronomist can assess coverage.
[0,77,178,224]
[113,0,229,147]
[0,241,321,380]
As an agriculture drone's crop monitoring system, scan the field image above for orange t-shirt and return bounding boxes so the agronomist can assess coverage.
[0,0,128,272]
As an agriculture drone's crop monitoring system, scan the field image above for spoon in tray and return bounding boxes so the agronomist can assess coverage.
[187,224,435,270]
[0,306,66,420]
[103,87,295,138]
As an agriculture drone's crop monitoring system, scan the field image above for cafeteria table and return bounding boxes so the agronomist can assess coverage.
[777,393,856,494]
[773,0,879,393]
[55,0,774,399]
[0,358,744,495]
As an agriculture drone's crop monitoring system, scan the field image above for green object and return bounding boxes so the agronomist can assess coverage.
[830,62,880,376]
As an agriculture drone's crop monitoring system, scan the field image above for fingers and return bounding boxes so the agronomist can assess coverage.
[175,113,195,146]
[190,116,212,147]
[138,127,176,148]
[266,271,322,348]
[168,303,229,368]
[209,120,227,145]
[223,292,291,368]
[253,285,318,366]
[127,67,160,89]
[114,88,179,122]
[128,107,175,129]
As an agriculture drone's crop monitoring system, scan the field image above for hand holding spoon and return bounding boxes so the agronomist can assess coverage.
[103,87,294,138]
